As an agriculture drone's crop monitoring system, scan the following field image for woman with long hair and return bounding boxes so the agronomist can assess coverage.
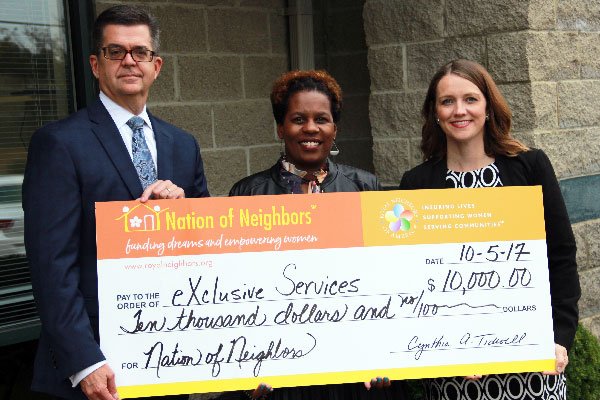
[400,59,580,400]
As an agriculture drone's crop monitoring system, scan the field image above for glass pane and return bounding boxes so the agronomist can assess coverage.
[0,0,74,334]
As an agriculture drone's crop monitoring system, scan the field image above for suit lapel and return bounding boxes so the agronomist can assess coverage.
[88,99,143,198]
[150,112,174,180]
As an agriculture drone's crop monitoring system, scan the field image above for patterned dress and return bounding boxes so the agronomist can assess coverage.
[424,162,567,400]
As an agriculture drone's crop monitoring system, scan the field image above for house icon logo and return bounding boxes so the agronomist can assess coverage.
[115,203,169,232]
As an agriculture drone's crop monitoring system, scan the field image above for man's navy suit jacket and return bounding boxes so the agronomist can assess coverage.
[22,98,210,399]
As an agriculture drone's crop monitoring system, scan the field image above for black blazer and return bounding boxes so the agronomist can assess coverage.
[23,98,210,399]
[400,149,580,350]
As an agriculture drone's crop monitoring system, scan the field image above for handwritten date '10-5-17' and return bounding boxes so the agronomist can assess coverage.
[458,242,531,263]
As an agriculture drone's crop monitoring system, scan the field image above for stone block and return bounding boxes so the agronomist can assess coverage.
[532,129,600,178]
[328,53,371,95]
[409,137,423,169]
[581,314,600,340]
[338,95,372,140]
[178,56,242,101]
[154,5,206,53]
[373,138,410,185]
[213,100,275,147]
[249,145,280,175]
[446,0,529,36]
[558,81,600,129]
[530,82,558,130]
[334,138,375,173]
[527,0,557,29]
[498,83,535,132]
[363,0,444,46]
[498,82,557,132]
[573,219,600,272]
[579,267,600,318]
[368,45,403,92]
[148,56,176,103]
[558,0,600,30]
[511,132,536,149]
[407,37,486,89]
[370,92,425,139]
[207,9,270,53]
[491,32,580,82]
[202,149,247,196]
[445,0,555,36]
[149,104,213,149]
[326,9,367,53]
[527,32,580,81]
[487,32,529,83]
[579,33,600,79]
[243,56,288,99]
[270,13,289,55]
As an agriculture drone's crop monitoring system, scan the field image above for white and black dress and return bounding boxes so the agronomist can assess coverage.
[423,162,567,400]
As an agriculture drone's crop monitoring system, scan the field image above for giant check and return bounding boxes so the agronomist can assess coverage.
[95,187,556,398]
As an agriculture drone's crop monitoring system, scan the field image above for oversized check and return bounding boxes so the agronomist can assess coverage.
[95,187,556,398]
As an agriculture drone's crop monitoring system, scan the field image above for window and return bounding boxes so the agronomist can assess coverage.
[0,0,75,346]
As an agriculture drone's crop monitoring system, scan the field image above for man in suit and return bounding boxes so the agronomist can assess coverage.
[22,5,209,400]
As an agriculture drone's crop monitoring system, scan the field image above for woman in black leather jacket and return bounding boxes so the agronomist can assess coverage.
[230,70,380,197]
[228,70,409,400]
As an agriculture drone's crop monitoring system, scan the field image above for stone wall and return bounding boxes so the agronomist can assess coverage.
[363,0,600,338]
[313,0,374,172]
[96,0,290,196]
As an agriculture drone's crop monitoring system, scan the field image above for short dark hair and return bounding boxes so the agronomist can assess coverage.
[421,59,528,161]
[92,5,160,55]
[271,70,342,125]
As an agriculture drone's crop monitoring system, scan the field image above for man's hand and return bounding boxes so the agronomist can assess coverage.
[543,343,568,375]
[138,179,185,202]
[80,364,119,400]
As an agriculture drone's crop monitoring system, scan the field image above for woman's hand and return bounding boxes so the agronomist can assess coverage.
[543,343,568,375]
[138,180,185,202]
[364,376,390,390]
[248,383,273,399]
[463,375,483,380]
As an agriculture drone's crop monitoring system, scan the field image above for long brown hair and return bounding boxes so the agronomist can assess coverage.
[421,59,529,161]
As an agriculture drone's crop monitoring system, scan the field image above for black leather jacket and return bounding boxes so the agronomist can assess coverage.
[229,159,381,196]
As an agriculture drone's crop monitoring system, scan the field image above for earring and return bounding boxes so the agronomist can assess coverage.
[485,113,490,121]
[279,138,285,157]
[330,140,340,156]
[435,117,440,125]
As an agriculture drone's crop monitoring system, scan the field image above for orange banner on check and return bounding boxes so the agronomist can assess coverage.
[95,186,546,260]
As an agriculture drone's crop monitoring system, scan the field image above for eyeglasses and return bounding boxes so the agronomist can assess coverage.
[101,45,157,62]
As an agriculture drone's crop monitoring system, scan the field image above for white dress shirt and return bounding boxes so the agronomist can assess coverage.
[70,92,157,387]
[99,90,158,168]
